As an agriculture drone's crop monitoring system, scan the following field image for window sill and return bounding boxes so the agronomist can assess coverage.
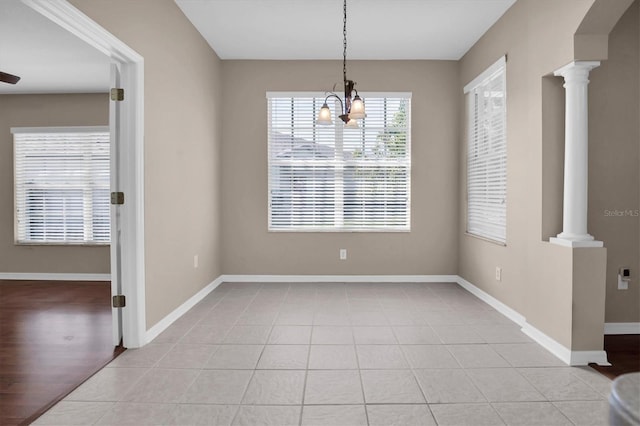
[268,228,411,233]
[15,242,110,247]
[464,232,506,247]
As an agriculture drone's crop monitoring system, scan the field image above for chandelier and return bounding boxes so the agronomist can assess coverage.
[316,0,366,128]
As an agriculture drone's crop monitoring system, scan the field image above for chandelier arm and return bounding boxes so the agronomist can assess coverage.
[323,92,344,113]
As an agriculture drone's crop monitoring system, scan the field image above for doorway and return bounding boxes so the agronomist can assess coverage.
[0,0,144,422]
[23,0,147,348]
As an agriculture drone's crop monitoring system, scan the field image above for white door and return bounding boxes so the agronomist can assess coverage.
[110,62,123,346]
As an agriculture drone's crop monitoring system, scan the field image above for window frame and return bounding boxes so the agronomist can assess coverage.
[266,91,412,233]
[11,126,111,246]
[463,56,507,245]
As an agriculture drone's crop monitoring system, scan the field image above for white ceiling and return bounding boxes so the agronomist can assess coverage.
[0,0,516,94]
[0,0,110,94]
[175,0,517,60]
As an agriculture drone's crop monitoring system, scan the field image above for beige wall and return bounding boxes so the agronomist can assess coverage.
[0,93,110,274]
[589,1,640,323]
[56,0,637,337]
[572,248,607,350]
[220,60,459,275]
[574,0,635,60]
[459,0,639,349]
[69,0,224,328]
[459,0,599,348]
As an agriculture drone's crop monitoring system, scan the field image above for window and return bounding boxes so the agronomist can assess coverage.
[12,127,111,245]
[268,92,411,231]
[464,56,507,243]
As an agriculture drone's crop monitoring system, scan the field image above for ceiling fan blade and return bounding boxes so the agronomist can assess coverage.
[0,71,21,84]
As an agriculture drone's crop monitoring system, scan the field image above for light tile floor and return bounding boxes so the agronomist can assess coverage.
[34,282,613,425]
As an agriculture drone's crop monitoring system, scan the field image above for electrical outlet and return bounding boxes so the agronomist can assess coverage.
[618,275,628,290]
[340,249,347,260]
[194,255,199,268]
[618,267,630,290]
[495,267,502,281]
[618,278,629,290]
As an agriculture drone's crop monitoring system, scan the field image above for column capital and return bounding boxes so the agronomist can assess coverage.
[554,61,601,80]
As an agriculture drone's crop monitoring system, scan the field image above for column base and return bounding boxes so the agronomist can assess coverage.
[550,236,604,248]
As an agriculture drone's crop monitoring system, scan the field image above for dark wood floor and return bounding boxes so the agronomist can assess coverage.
[591,334,640,380]
[0,280,123,426]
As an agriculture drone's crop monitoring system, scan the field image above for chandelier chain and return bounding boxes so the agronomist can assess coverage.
[343,0,347,85]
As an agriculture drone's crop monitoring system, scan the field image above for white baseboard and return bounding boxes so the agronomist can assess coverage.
[570,350,610,366]
[141,274,615,368]
[142,274,457,346]
[0,272,111,281]
[521,319,611,366]
[455,276,526,326]
[219,274,458,283]
[145,276,224,344]
[521,322,572,364]
[456,277,573,365]
[604,322,640,335]
[457,276,612,366]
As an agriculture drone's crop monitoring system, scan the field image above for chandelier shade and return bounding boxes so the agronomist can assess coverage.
[345,118,359,129]
[348,95,366,119]
[317,103,333,125]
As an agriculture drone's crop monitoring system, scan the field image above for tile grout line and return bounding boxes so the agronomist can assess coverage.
[203,283,265,425]
[175,288,236,347]
[391,286,438,423]
[232,283,297,418]
[90,400,117,425]
[298,284,317,426]
[167,285,254,420]
[398,285,504,420]
[171,286,233,345]
[347,286,379,425]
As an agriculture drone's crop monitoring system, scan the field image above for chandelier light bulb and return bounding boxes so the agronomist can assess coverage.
[316,103,333,125]
[345,118,359,128]
[349,95,366,119]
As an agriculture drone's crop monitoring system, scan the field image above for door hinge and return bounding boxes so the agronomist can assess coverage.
[112,295,126,308]
[110,88,124,101]
[111,191,125,205]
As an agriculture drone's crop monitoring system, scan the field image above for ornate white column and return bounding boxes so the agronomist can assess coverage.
[550,61,603,248]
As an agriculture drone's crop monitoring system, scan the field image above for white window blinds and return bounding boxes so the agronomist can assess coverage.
[12,127,111,245]
[464,57,507,243]
[267,92,411,231]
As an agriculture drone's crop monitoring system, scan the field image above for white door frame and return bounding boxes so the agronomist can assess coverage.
[22,0,147,348]
[110,62,123,346]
